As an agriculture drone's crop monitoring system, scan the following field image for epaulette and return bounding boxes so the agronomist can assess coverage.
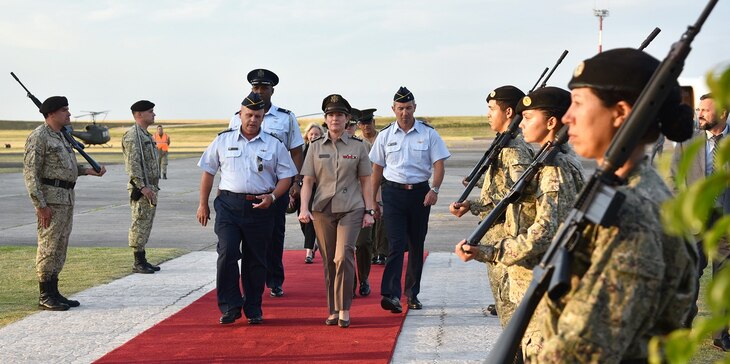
[234,111,240,115]
[350,135,363,142]
[380,122,394,132]
[276,107,292,114]
[265,131,284,144]
[419,120,434,129]
[310,135,324,143]
[218,128,234,135]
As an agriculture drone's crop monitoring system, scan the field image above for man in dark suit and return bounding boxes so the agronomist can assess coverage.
[671,92,730,351]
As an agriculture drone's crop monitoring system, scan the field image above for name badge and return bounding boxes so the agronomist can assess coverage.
[318,154,330,158]
[387,142,398,146]
[228,147,239,151]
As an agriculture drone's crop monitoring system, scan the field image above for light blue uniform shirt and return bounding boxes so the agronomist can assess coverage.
[369,120,450,184]
[228,103,304,151]
[198,128,297,194]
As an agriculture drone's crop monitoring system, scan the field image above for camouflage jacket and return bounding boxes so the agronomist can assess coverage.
[468,135,535,263]
[122,125,160,191]
[496,145,585,302]
[23,124,87,208]
[538,162,697,363]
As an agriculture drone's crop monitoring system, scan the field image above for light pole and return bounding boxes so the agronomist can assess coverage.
[594,9,609,53]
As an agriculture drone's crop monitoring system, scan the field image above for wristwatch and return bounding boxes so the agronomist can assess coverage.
[430,186,440,194]
[365,208,376,216]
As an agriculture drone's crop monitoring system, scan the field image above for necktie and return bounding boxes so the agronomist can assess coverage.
[710,134,722,175]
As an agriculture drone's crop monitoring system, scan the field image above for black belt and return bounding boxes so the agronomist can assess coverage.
[219,190,271,201]
[41,178,75,190]
[383,180,429,190]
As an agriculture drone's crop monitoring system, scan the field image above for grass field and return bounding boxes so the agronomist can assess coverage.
[0,116,494,173]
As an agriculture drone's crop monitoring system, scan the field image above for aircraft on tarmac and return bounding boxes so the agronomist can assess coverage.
[71,110,111,146]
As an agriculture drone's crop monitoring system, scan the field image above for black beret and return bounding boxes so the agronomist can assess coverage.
[568,48,660,93]
[247,68,279,86]
[486,85,525,104]
[242,92,265,110]
[357,108,377,123]
[516,87,571,115]
[321,94,351,114]
[40,96,68,114]
[394,86,414,103]
[131,100,155,112]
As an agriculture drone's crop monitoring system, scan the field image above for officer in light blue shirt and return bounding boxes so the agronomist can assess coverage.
[228,68,304,297]
[369,86,450,313]
[197,92,296,326]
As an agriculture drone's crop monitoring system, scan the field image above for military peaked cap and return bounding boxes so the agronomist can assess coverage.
[242,92,266,110]
[321,94,352,114]
[516,86,571,115]
[40,96,68,114]
[130,100,155,112]
[247,68,279,86]
[357,108,377,123]
[394,86,414,102]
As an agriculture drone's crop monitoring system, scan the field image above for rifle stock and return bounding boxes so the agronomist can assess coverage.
[10,72,102,173]
[486,1,717,362]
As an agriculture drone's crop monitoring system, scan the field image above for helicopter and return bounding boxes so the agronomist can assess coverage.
[71,110,111,146]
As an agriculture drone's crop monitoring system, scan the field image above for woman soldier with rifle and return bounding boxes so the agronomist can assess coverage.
[456,86,585,362]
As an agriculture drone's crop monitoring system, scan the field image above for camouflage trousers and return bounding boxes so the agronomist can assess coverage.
[36,204,73,281]
[487,262,515,328]
[157,150,168,175]
[129,195,157,252]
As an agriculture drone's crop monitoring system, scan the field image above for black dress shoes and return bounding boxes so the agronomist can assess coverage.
[325,317,338,325]
[270,286,284,297]
[338,319,350,328]
[247,316,263,324]
[359,281,371,296]
[713,336,730,351]
[407,297,423,310]
[487,304,498,316]
[219,309,242,325]
[380,296,402,314]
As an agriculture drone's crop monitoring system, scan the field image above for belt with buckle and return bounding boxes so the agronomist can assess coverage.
[383,180,429,190]
[41,178,75,190]
[219,190,270,200]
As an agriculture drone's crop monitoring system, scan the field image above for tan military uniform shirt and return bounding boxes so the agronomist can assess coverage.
[23,124,87,208]
[122,125,160,191]
[301,133,372,213]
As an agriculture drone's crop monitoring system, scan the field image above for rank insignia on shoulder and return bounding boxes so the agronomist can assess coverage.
[380,122,394,132]
[350,135,362,141]
[342,154,358,159]
[218,128,235,135]
[311,135,324,142]
[265,132,283,143]
[234,111,240,115]
[276,107,292,114]
[419,120,434,129]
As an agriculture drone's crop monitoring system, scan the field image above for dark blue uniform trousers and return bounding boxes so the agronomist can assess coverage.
[214,194,273,318]
[380,183,430,300]
[266,193,289,289]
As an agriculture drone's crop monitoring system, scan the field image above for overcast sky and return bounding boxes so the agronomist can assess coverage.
[0,0,727,122]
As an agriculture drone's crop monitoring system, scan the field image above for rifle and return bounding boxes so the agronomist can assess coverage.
[465,126,569,246]
[458,50,568,203]
[10,72,102,173]
[486,1,717,362]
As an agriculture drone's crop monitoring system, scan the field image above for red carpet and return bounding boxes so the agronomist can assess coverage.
[96,251,420,363]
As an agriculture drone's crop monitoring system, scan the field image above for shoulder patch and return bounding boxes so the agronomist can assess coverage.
[419,120,434,129]
[218,128,235,135]
[380,122,394,132]
[276,107,292,115]
[265,131,284,143]
[350,135,363,141]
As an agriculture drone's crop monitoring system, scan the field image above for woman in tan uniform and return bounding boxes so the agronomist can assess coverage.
[299,94,375,328]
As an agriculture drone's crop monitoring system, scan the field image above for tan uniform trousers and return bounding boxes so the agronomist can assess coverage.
[312,202,363,314]
[36,204,74,281]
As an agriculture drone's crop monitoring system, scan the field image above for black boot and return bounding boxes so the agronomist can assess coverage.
[140,250,161,271]
[133,251,155,274]
[39,281,69,311]
[52,276,80,307]
[163,173,167,180]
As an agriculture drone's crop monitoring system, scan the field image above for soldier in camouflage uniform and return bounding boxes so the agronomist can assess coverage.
[459,87,585,362]
[24,96,106,311]
[538,49,697,363]
[123,100,161,274]
[450,85,535,331]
